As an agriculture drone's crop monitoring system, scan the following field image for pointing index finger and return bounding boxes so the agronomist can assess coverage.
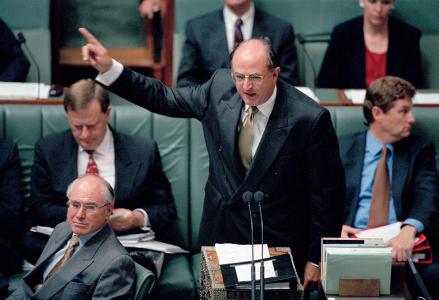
[78,27,101,46]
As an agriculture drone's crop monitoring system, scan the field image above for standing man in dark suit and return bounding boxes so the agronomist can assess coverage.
[0,138,23,298]
[8,175,135,300]
[338,76,438,297]
[80,28,345,289]
[24,79,176,263]
[176,0,298,87]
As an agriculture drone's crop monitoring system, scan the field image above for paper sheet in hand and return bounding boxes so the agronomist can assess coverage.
[215,243,275,282]
[30,226,54,236]
[122,240,189,254]
[117,231,155,242]
[355,222,402,242]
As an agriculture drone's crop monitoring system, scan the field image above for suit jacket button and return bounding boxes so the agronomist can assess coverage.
[218,146,223,152]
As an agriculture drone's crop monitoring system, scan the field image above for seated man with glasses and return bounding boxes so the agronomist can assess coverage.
[22,79,176,264]
[7,175,135,300]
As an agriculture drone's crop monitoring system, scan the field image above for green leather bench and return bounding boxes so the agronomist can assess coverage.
[1,102,438,299]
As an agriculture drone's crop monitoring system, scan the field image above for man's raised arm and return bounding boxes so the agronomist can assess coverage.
[79,27,113,73]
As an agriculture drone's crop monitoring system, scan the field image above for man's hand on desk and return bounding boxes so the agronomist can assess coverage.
[303,261,320,290]
[386,225,416,262]
[341,225,360,238]
[109,208,144,232]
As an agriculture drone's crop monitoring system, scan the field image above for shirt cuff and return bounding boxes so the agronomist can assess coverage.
[134,208,153,232]
[402,218,424,234]
[95,59,123,86]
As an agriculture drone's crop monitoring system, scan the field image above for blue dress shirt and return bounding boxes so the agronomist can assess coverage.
[354,131,423,232]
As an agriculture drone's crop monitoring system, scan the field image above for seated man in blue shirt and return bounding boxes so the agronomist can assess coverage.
[339,76,438,297]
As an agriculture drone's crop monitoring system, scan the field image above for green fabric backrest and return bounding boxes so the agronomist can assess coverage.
[0,0,52,84]
[328,106,439,171]
[0,102,191,249]
[189,120,209,250]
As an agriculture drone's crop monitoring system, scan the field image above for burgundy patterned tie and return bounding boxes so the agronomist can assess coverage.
[85,150,99,175]
[368,146,390,228]
[233,18,244,49]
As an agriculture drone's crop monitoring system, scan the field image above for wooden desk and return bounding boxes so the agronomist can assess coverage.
[200,246,304,300]
[0,98,62,105]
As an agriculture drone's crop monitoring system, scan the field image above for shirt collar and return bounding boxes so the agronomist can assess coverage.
[223,2,255,32]
[76,226,104,247]
[366,130,393,156]
[78,125,112,155]
[244,86,277,118]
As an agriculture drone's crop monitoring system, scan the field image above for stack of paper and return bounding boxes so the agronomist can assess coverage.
[323,247,392,295]
[0,82,50,99]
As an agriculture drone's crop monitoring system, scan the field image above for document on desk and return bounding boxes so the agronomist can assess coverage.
[215,243,275,282]
[0,82,50,99]
[344,89,366,103]
[413,91,439,104]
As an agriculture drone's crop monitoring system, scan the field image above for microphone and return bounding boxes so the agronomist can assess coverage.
[242,191,256,300]
[254,191,266,300]
[17,32,41,99]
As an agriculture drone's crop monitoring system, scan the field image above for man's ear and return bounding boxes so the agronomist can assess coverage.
[371,106,384,122]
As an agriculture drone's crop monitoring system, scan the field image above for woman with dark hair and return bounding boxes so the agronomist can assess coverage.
[317,0,423,92]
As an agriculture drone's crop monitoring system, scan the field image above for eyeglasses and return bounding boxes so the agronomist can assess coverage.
[66,200,109,214]
[231,72,267,83]
[366,0,393,5]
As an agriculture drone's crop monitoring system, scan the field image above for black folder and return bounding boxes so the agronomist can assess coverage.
[220,254,296,291]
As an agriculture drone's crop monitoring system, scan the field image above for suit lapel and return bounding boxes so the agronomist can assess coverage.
[35,225,111,299]
[212,10,230,68]
[59,133,79,186]
[391,143,409,219]
[113,131,135,202]
[227,84,291,205]
[218,92,246,183]
[344,133,367,225]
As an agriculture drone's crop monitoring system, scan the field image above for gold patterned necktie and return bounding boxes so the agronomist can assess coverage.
[368,146,390,228]
[239,106,258,172]
[35,234,80,291]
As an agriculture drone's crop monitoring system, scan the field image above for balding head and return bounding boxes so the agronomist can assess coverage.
[230,39,280,106]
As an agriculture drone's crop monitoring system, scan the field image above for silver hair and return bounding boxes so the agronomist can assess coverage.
[66,174,115,205]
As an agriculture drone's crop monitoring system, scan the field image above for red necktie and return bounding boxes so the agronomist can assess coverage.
[368,146,390,228]
[85,150,99,176]
[234,18,243,49]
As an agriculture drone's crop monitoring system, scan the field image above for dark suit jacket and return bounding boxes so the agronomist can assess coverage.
[29,128,176,234]
[317,16,423,89]
[0,138,23,273]
[339,131,438,229]
[0,18,30,82]
[108,67,345,273]
[177,7,298,87]
[8,222,135,300]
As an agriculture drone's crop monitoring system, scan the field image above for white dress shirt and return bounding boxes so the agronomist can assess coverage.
[223,3,255,53]
[241,86,277,157]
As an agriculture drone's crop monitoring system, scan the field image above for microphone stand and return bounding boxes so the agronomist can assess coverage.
[17,32,41,99]
[254,191,266,300]
[242,191,256,300]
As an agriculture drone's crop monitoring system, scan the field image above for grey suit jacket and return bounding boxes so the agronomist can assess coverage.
[29,128,176,234]
[177,7,298,86]
[8,222,135,300]
[108,67,345,274]
[339,131,438,229]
